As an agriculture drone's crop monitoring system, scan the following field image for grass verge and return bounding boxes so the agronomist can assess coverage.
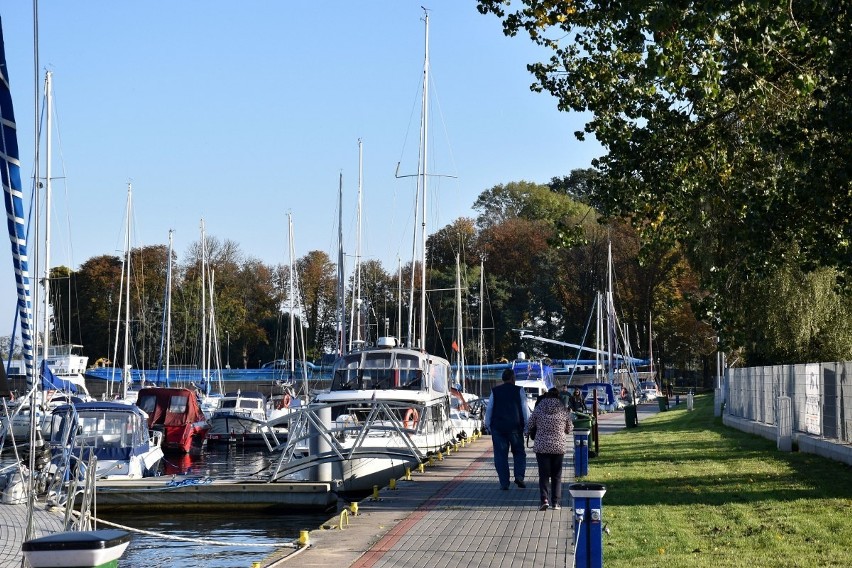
[589,393,852,567]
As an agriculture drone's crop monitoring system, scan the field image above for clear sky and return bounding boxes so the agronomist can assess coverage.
[1,1,602,341]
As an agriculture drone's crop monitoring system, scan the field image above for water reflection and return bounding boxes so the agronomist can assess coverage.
[107,446,336,567]
[1,446,338,568]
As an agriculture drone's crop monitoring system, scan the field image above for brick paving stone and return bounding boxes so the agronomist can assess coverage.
[259,405,662,568]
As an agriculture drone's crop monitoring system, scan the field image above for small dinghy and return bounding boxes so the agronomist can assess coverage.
[22,529,131,568]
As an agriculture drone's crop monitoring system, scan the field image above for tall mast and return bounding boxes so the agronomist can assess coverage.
[337,173,346,356]
[288,213,295,380]
[454,254,464,389]
[606,241,615,385]
[418,9,430,351]
[648,312,655,385]
[200,219,207,387]
[349,139,363,351]
[157,229,173,385]
[478,258,484,397]
[122,185,132,399]
[397,257,402,342]
[25,10,42,538]
[41,71,51,363]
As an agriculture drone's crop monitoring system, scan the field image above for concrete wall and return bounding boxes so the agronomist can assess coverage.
[720,361,852,466]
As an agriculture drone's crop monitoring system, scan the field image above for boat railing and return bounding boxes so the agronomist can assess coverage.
[265,399,427,482]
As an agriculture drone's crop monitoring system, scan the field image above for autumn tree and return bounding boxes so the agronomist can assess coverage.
[477,0,852,364]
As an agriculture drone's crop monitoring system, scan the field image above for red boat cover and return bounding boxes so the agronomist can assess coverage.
[136,387,205,427]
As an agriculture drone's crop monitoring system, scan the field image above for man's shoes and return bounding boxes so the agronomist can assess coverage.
[552,504,562,510]
[539,502,549,511]
[500,485,509,491]
[514,479,526,488]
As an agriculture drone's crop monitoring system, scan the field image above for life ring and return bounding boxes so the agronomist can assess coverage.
[403,408,419,429]
[277,393,292,410]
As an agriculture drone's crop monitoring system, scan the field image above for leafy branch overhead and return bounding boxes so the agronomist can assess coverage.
[477,0,852,352]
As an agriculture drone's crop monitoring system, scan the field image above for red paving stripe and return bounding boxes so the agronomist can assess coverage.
[351,445,493,568]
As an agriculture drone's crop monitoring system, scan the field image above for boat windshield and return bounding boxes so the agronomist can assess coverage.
[331,352,424,391]
[50,410,143,448]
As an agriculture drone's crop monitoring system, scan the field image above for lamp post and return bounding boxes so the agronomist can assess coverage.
[225,330,230,369]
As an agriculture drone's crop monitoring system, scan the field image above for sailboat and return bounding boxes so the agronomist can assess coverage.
[1,72,93,447]
[0,16,131,567]
[269,10,456,492]
[448,254,483,440]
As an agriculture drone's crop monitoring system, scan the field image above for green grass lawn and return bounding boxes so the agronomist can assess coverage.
[589,394,852,567]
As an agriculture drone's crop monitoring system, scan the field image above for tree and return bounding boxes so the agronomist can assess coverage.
[426,217,478,269]
[477,0,852,363]
[296,250,337,360]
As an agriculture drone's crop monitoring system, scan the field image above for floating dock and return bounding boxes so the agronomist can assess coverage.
[91,477,338,512]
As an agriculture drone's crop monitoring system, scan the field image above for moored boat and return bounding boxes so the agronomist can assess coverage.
[135,387,209,455]
[22,529,132,568]
[47,401,164,479]
[206,390,282,446]
[271,336,456,493]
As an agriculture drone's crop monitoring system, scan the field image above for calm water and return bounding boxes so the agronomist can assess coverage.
[2,445,340,568]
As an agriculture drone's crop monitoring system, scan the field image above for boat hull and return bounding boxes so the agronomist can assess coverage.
[22,529,131,568]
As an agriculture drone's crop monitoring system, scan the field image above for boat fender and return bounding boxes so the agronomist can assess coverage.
[403,408,419,429]
[277,393,292,410]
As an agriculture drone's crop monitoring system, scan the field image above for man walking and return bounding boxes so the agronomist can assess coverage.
[485,368,529,490]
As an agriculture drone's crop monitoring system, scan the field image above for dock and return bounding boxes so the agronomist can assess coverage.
[0,502,66,568]
[91,477,337,512]
[258,403,662,568]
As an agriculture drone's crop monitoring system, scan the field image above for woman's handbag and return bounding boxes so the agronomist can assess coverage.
[528,426,537,440]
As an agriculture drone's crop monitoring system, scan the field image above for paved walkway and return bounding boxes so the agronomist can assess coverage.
[261,401,662,568]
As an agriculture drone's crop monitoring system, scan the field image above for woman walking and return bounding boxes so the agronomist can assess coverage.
[525,387,573,510]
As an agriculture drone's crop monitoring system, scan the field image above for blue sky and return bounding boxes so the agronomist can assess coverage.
[1,1,602,341]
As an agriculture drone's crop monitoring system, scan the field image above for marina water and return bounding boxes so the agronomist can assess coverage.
[2,445,338,567]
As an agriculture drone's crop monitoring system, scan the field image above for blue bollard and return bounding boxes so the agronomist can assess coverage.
[675,394,680,405]
[569,482,607,568]
[573,429,590,478]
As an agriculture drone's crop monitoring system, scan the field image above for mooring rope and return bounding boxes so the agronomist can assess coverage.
[80,513,299,548]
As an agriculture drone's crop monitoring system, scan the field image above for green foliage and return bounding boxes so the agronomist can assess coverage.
[477,0,852,365]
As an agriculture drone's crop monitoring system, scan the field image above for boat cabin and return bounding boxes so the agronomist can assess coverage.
[331,344,448,394]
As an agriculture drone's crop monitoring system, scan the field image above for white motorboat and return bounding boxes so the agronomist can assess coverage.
[47,401,164,480]
[206,390,283,446]
[270,337,455,492]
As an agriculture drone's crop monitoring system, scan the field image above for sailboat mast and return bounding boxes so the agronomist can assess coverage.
[418,10,430,351]
[41,71,51,364]
[349,139,363,351]
[478,258,484,397]
[200,219,207,388]
[606,241,615,385]
[288,213,295,380]
[164,230,173,383]
[648,312,655,385]
[454,254,464,389]
[24,19,42,538]
[337,173,347,356]
[397,257,402,342]
[122,185,132,399]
